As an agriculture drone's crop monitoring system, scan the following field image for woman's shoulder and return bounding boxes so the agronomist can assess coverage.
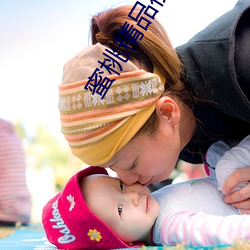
[176,0,250,123]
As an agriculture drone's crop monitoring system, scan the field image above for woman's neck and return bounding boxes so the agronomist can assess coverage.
[179,103,197,149]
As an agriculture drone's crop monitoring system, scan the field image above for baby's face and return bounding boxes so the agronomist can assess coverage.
[84,174,160,244]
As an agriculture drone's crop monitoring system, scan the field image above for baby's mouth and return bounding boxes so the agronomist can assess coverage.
[146,196,149,213]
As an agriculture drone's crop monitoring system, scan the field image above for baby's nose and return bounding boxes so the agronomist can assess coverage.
[126,191,140,206]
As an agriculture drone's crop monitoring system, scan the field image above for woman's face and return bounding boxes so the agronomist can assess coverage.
[100,118,182,186]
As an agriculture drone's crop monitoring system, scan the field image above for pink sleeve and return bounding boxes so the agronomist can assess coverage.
[0,119,31,224]
[160,210,250,246]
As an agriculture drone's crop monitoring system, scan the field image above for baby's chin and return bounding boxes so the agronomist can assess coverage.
[148,196,160,219]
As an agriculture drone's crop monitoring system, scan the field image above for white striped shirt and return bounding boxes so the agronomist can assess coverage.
[152,135,250,246]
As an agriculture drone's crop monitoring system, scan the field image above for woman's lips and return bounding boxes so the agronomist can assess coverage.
[143,177,154,186]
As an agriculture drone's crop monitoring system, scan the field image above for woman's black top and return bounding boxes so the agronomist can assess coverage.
[176,0,250,163]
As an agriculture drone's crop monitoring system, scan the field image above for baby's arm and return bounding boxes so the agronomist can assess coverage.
[215,135,250,193]
[205,139,231,178]
[159,210,250,247]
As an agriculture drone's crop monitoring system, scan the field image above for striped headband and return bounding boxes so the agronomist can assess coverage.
[59,43,165,165]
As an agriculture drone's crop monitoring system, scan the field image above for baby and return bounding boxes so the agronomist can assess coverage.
[42,135,250,249]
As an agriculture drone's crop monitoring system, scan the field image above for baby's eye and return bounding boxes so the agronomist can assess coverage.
[118,204,123,216]
[120,180,124,191]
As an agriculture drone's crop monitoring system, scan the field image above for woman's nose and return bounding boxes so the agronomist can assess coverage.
[112,168,139,185]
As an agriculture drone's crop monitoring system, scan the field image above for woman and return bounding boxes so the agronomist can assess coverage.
[59,0,250,211]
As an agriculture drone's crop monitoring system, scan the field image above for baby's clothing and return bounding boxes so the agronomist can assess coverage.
[152,135,250,246]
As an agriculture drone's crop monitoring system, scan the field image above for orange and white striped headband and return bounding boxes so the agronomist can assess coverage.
[59,43,165,165]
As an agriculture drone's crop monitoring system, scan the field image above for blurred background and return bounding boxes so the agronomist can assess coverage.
[0,0,238,223]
